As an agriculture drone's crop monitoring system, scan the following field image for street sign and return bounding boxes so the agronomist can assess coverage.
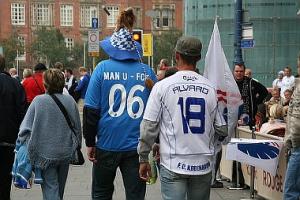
[242,25,253,40]
[88,30,99,57]
[142,34,153,57]
[92,18,98,29]
[241,39,255,48]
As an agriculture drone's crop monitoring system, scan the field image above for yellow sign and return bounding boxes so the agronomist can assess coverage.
[88,52,99,57]
[142,34,152,57]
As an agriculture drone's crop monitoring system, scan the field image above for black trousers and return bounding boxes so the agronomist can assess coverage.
[92,149,146,200]
[0,146,15,200]
[214,150,222,181]
[231,161,245,186]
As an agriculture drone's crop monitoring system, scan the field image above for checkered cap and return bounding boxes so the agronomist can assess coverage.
[110,28,135,51]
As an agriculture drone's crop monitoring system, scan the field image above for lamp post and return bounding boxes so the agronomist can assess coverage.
[234,0,244,65]
[146,10,156,70]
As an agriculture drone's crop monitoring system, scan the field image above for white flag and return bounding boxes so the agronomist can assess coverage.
[226,138,283,176]
[204,19,243,146]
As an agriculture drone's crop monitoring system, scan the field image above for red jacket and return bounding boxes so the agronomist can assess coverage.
[22,73,45,103]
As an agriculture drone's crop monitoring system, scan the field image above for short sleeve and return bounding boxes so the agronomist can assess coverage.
[143,83,162,122]
[84,63,103,109]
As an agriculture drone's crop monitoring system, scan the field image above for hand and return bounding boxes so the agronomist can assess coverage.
[152,143,160,162]
[87,147,97,163]
[139,162,152,182]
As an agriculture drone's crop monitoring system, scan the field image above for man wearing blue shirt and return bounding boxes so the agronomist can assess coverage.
[75,67,90,100]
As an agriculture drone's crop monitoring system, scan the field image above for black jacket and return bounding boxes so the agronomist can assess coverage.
[0,72,27,145]
[236,76,268,126]
[66,77,78,101]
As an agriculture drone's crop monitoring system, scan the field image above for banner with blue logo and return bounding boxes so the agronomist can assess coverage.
[226,138,283,176]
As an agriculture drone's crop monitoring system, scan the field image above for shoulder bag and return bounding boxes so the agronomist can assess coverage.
[50,94,85,165]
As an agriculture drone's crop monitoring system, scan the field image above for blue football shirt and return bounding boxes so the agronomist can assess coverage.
[84,59,157,151]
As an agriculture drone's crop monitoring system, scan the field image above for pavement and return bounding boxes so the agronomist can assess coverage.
[11,109,264,199]
[11,146,264,200]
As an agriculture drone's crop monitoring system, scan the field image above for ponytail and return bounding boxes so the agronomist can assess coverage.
[115,7,136,31]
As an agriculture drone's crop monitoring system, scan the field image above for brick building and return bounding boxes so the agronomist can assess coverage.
[0,0,183,67]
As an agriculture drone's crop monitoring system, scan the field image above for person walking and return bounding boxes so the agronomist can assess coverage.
[22,63,47,104]
[65,68,78,100]
[17,69,82,200]
[74,67,90,101]
[0,55,27,200]
[138,36,227,200]
[75,67,90,116]
[9,67,20,82]
[83,7,156,200]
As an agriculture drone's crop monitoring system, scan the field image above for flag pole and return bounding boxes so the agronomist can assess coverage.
[240,125,258,200]
[249,126,256,199]
[228,126,245,190]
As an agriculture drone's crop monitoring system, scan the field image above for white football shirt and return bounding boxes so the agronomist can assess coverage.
[143,71,226,175]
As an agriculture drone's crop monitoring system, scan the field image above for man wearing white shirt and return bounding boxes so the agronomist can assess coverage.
[138,36,227,200]
[281,66,295,97]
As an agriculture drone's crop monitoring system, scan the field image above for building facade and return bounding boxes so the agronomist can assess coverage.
[0,0,183,67]
[185,0,300,86]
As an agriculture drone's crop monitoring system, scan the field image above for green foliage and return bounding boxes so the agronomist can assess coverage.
[0,32,23,67]
[30,27,70,67]
[153,29,182,68]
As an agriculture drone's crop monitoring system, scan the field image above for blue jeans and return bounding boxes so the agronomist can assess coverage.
[92,149,146,200]
[160,165,212,200]
[41,163,69,200]
[284,147,300,200]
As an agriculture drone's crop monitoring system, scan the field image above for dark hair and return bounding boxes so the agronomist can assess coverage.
[234,64,246,71]
[0,55,5,72]
[43,69,65,94]
[65,68,73,75]
[179,53,201,66]
[34,63,47,71]
[165,67,178,78]
[116,7,136,31]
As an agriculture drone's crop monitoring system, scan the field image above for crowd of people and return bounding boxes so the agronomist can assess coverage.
[0,6,300,200]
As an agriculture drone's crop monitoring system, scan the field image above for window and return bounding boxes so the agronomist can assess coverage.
[16,36,25,61]
[162,10,170,27]
[32,3,53,26]
[155,10,160,28]
[11,3,25,25]
[133,7,142,28]
[80,5,98,28]
[65,38,74,50]
[153,5,175,29]
[60,5,73,26]
[106,6,119,27]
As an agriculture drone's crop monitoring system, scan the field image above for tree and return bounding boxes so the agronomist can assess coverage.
[153,29,182,69]
[0,32,23,67]
[30,27,70,67]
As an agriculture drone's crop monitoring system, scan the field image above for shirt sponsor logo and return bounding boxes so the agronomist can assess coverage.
[183,75,198,81]
[177,161,210,171]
